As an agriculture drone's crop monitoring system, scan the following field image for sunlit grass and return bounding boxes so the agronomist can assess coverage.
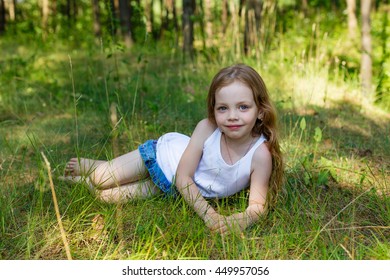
[1,21,389,260]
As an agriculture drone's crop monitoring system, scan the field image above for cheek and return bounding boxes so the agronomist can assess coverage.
[214,114,222,122]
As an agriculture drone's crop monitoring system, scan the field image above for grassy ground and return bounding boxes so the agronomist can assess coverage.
[1,29,389,259]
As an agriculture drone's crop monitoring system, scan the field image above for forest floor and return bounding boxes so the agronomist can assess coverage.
[0,39,389,259]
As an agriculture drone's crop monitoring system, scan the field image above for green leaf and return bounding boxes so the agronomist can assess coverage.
[300,117,306,131]
[313,127,322,143]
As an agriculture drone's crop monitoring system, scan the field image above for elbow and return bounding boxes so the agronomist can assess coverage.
[174,172,194,193]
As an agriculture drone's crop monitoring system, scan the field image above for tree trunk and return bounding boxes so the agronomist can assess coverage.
[145,0,153,34]
[42,0,50,38]
[6,0,15,21]
[204,0,212,47]
[92,0,102,37]
[171,0,179,44]
[65,0,77,27]
[66,0,71,26]
[244,0,262,56]
[118,0,132,47]
[0,0,5,35]
[182,0,195,60]
[346,0,358,38]
[360,0,373,97]
[198,0,206,49]
[160,0,179,43]
[221,0,229,33]
[159,0,164,37]
[301,0,308,15]
[375,6,389,103]
[113,0,120,35]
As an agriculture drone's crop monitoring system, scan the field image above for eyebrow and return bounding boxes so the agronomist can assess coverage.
[215,100,253,105]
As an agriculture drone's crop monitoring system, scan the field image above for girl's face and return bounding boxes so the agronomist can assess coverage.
[214,81,261,141]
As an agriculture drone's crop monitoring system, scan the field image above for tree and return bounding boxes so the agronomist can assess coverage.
[243,0,263,56]
[6,0,16,21]
[204,0,212,47]
[221,0,229,34]
[145,0,157,38]
[301,0,308,15]
[118,0,132,47]
[161,0,179,42]
[346,0,358,39]
[105,0,119,37]
[42,0,50,38]
[360,0,373,97]
[65,0,78,27]
[92,0,102,38]
[182,0,195,59]
[0,0,5,35]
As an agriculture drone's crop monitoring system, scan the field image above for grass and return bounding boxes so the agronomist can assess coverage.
[1,21,389,260]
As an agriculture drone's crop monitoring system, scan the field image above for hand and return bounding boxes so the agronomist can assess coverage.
[224,213,248,234]
[204,212,225,233]
[204,213,247,236]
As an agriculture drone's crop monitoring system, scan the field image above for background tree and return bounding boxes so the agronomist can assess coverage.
[92,0,102,38]
[360,0,373,97]
[301,0,308,15]
[65,0,78,28]
[6,0,15,22]
[375,3,389,104]
[42,0,50,39]
[243,0,262,56]
[182,0,195,59]
[221,0,229,34]
[203,0,212,47]
[119,0,132,47]
[0,0,5,35]
[159,0,179,46]
[346,0,358,39]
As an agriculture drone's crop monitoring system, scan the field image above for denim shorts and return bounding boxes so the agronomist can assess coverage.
[138,140,176,196]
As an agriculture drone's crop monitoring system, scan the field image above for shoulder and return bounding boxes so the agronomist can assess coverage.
[251,142,272,172]
[194,118,217,133]
[177,119,217,173]
[191,118,217,143]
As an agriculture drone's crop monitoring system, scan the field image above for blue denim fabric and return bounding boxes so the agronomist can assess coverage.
[138,140,176,196]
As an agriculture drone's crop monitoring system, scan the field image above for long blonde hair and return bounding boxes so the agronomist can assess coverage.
[207,64,284,207]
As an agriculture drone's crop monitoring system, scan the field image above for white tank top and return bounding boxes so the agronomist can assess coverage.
[156,128,267,198]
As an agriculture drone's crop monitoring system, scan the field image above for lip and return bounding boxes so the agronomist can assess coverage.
[226,125,242,131]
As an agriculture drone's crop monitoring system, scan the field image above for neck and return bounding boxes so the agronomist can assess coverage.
[224,133,255,147]
[222,133,257,165]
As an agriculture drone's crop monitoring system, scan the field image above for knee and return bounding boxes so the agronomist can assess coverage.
[88,165,114,189]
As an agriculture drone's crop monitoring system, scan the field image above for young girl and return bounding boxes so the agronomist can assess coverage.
[63,64,283,235]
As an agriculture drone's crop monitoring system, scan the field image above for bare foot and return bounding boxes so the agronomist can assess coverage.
[64,158,105,177]
[58,175,96,194]
[58,175,84,184]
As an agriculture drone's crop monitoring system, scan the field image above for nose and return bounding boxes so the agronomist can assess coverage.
[228,108,238,120]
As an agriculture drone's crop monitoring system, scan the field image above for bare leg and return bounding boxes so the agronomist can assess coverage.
[97,179,161,203]
[63,149,149,189]
[65,158,106,177]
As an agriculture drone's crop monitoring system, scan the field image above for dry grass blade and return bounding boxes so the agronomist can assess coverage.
[41,152,73,260]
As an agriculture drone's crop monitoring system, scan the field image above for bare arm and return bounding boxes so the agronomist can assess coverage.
[175,119,223,229]
[216,143,272,234]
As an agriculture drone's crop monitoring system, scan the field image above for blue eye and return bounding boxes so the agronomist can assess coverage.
[217,106,227,112]
[239,105,249,110]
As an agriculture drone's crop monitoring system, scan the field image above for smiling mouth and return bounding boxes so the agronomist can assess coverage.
[226,125,242,130]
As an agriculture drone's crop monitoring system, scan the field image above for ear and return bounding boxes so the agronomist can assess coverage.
[257,112,264,121]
